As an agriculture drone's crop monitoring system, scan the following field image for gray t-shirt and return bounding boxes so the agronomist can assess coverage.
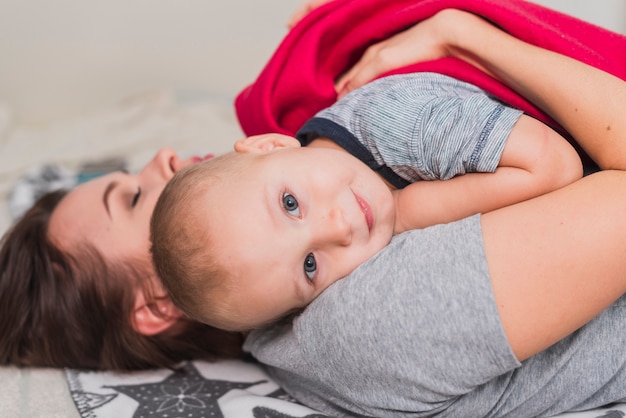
[296,72,523,189]
[245,216,626,417]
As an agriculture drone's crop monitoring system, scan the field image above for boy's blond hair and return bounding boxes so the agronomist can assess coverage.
[150,153,250,331]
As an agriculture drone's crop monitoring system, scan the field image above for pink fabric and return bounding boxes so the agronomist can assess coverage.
[235,0,626,138]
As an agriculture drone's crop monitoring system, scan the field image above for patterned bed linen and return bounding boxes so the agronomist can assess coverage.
[65,359,626,418]
[66,360,327,418]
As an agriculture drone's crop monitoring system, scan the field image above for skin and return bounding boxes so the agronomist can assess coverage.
[338,9,626,361]
[195,104,582,331]
[202,134,396,328]
[47,148,212,331]
[48,148,202,260]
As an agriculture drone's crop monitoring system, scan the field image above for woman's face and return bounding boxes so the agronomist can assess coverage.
[48,148,209,265]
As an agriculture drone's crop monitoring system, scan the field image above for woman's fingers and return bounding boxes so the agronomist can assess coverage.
[335,14,452,98]
[335,49,383,98]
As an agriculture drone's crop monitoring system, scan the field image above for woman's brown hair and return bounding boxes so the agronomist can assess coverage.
[0,190,245,370]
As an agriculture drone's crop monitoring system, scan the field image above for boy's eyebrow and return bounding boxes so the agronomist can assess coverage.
[102,181,118,220]
[263,185,279,228]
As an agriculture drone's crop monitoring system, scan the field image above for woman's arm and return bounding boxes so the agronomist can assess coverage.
[482,169,626,360]
[443,11,626,171]
[435,10,626,360]
[337,9,626,170]
[420,11,626,360]
[340,9,626,360]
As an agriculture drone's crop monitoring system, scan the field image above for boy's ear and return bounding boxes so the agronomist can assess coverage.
[234,134,300,154]
[132,292,184,336]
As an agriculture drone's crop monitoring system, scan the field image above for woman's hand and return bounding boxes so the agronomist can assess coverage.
[336,11,458,98]
[288,0,336,29]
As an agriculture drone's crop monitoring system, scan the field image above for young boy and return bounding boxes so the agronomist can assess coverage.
[150,72,582,332]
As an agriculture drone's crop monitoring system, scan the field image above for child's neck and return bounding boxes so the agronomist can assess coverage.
[308,137,397,191]
[307,136,346,151]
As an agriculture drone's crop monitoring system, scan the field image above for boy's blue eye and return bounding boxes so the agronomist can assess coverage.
[304,253,316,282]
[282,192,300,217]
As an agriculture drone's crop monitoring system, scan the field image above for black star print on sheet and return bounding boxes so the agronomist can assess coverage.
[72,391,118,415]
[252,406,329,418]
[105,362,265,417]
[596,410,626,418]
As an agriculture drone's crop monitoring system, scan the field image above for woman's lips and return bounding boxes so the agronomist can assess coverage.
[354,192,374,231]
[190,154,215,164]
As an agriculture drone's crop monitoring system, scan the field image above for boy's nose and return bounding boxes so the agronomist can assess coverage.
[313,207,352,247]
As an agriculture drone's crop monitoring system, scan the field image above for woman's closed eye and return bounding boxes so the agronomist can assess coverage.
[131,187,141,208]
[282,192,300,217]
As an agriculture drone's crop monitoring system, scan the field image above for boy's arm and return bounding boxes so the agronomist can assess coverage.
[394,114,582,233]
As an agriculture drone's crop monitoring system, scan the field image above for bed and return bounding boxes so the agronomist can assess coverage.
[0,89,625,418]
[3,362,626,418]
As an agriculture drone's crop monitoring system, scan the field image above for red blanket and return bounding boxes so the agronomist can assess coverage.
[235,0,626,140]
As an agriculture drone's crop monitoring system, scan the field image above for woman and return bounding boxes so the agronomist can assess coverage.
[0,149,246,370]
[241,8,626,417]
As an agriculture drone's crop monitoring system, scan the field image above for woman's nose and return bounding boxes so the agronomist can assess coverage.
[313,208,352,247]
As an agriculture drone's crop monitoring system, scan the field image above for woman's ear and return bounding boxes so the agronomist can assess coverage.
[234,133,301,154]
[132,292,184,336]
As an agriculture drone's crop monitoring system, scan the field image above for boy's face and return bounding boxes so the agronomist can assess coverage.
[203,134,396,329]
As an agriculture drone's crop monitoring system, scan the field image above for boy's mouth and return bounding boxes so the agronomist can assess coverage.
[354,192,374,232]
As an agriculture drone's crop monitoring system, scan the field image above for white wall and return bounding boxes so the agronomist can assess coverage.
[0,0,296,125]
[532,0,625,34]
[0,0,624,125]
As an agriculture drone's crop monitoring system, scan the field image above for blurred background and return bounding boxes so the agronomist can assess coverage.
[0,0,623,125]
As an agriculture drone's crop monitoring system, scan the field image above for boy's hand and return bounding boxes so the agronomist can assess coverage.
[288,0,336,29]
[336,10,459,98]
